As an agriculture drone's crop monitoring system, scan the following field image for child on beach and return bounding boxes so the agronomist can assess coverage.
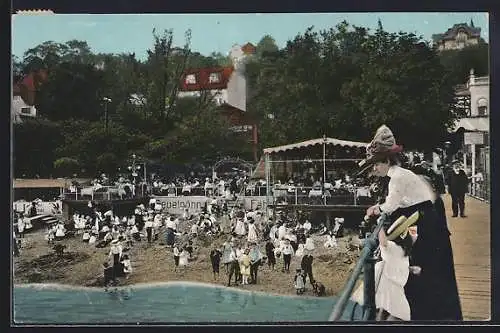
[351,218,414,321]
[294,269,305,294]
[173,244,180,272]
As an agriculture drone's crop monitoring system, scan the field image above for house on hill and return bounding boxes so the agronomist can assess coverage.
[432,21,485,51]
[12,68,48,124]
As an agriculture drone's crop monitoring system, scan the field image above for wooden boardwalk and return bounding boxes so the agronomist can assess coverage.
[443,195,491,320]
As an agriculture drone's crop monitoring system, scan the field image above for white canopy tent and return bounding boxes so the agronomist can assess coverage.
[261,136,369,212]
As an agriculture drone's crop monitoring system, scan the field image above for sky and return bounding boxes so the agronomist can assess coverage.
[12,12,489,61]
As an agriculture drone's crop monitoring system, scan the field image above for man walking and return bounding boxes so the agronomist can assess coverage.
[447,160,469,218]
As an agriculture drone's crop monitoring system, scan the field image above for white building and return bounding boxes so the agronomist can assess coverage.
[452,69,489,199]
[12,95,37,124]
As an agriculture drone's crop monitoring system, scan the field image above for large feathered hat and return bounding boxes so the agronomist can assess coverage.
[358,125,403,175]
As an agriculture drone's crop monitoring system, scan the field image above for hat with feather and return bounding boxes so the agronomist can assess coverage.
[358,125,403,175]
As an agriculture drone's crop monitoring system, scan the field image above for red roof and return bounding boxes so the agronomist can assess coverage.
[179,66,234,91]
[241,42,257,55]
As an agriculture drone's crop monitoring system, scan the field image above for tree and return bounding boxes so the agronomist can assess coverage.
[256,35,279,58]
[247,22,461,152]
[438,43,489,84]
[13,119,62,178]
[53,157,80,177]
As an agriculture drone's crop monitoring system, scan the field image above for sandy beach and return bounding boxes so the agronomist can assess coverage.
[13,226,361,297]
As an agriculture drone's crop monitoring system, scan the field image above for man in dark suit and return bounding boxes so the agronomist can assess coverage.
[300,252,314,286]
[447,160,469,218]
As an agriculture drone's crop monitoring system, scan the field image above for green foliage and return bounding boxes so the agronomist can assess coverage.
[438,43,489,84]
[53,157,80,177]
[247,22,471,152]
[14,21,486,178]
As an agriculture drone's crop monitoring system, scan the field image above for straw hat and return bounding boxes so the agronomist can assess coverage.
[386,211,420,241]
[358,125,403,175]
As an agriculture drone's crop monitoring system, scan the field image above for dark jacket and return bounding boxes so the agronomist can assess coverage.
[447,170,469,195]
[301,255,313,271]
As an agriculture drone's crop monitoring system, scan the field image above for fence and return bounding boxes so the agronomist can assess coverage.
[468,180,490,203]
[329,214,388,321]
[62,185,148,201]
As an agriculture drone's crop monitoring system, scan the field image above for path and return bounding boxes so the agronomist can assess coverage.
[443,195,491,320]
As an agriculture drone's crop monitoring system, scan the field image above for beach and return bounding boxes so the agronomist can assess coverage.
[13,227,361,297]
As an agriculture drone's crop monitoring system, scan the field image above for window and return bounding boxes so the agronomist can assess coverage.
[185,74,196,85]
[21,107,31,114]
[477,98,488,116]
[209,72,221,83]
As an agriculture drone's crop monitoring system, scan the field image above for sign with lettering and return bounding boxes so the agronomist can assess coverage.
[152,196,210,215]
[242,196,268,210]
[464,132,485,145]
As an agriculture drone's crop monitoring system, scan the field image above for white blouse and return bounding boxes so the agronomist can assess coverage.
[379,166,435,215]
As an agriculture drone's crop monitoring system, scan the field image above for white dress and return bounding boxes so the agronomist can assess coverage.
[295,243,305,257]
[179,250,189,267]
[305,237,315,251]
[324,235,337,248]
[351,241,410,321]
[234,219,246,236]
[247,223,258,243]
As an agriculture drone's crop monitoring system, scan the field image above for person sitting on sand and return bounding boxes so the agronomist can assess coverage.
[312,281,326,296]
[131,224,141,241]
[82,229,91,243]
[324,233,338,248]
[88,232,97,245]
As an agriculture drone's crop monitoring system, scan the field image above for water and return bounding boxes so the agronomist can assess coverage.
[13,282,363,323]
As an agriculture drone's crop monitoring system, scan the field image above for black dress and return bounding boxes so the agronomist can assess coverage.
[396,199,462,320]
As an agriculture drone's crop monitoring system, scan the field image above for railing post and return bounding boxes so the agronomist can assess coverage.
[295,188,298,205]
[363,250,378,320]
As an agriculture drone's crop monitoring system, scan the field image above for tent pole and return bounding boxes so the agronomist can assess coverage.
[323,135,327,205]
[265,153,271,219]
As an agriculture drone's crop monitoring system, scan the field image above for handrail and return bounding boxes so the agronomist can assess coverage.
[328,213,388,321]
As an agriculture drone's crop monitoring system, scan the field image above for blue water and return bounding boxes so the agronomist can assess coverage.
[13,282,363,323]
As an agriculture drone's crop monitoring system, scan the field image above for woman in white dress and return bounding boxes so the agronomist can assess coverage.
[295,243,305,257]
[269,223,278,242]
[351,220,413,321]
[277,224,287,240]
[221,240,233,273]
[247,219,258,243]
[179,248,190,267]
[304,236,315,252]
[234,218,246,237]
[55,223,66,240]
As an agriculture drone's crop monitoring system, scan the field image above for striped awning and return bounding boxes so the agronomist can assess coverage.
[263,137,368,154]
[452,117,489,132]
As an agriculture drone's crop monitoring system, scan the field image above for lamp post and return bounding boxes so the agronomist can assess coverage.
[103,97,112,132]
[128,154,147,197]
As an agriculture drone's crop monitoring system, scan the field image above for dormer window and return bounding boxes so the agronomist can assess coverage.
[209,72,221,84]
[185,74,196,85]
